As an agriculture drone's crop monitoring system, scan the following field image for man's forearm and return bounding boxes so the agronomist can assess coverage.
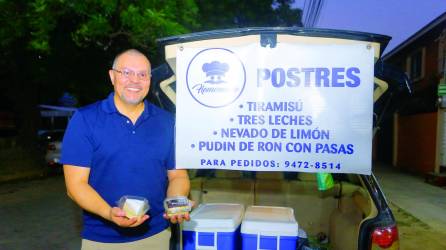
[167,175,190,197]
[67,182,112,220]
[63,165,112,221]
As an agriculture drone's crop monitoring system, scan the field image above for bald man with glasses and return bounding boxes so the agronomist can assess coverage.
[62,49,190,250]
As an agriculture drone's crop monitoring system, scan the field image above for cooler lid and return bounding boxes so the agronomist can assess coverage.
[241,206,298,236]
[183,203,244,232]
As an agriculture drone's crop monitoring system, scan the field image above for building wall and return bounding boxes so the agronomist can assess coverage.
[395,112,437,173]
[382,16,445,173]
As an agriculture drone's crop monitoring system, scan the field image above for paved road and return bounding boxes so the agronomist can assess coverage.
[3,170,446,250]
[0,175,81,250]
[374,164,446,232]
[374,164,446,250]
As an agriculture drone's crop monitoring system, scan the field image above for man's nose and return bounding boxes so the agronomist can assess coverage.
[128,73,139,82]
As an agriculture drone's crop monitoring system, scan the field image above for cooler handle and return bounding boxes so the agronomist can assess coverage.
[195,231,218,250]
[256,234,280,250]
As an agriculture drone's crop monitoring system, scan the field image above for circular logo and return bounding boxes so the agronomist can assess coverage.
[186,48,246,108]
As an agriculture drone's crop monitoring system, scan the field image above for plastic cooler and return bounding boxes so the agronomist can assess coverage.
[182,203,244,250]
[241,206,299,250]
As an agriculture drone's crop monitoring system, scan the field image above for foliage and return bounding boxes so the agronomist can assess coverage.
[0,1,26,55]
[195,0,302,30]
[273,0,303,26]
[0,0,302,148]
[0,0,199,54]
[70,0,199,52]
[0,0,301,55]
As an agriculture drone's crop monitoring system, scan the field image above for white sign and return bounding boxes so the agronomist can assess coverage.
[175,43,374,174]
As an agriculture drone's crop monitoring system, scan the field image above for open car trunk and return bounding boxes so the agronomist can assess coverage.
[188,171,378,250]
[151,28,400,250]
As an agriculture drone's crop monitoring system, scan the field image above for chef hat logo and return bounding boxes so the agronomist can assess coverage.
[202,61,229,84]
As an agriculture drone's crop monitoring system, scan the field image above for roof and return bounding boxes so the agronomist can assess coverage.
[383,11,446,60]
[38,104,76,118]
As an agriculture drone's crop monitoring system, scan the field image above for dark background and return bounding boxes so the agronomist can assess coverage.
[0,0,303,169]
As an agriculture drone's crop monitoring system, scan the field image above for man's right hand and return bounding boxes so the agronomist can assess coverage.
[109,207,149,227]
[64,165,150,228]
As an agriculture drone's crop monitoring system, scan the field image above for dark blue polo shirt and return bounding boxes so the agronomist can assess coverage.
[61,92,175,243]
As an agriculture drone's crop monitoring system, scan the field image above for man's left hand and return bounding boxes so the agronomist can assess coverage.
[163,212,190,224]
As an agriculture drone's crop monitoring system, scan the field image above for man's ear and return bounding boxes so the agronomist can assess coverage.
[108,70,115,86]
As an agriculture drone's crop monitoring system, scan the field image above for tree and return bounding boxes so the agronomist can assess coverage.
[195,0,302,30]
[0,0,199,54]
[0,0,200,148]
[0,0,302,149]
[273,0,303,26]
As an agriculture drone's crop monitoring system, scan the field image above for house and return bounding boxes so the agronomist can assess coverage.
[382,11,446,175]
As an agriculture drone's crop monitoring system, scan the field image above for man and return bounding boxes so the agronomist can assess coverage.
[62,49,190,250]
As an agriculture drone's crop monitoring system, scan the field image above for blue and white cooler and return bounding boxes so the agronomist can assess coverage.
[182,203,244,250]
[241,206,299,250]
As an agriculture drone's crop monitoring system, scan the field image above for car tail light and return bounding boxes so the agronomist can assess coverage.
[371,225,399,249]
[47,143,56,151]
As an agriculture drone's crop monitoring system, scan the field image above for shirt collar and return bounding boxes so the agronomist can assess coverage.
[101,92,155,119]
[140,99,153,120]
[101,92,118,114]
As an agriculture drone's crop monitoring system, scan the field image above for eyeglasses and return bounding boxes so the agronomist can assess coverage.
[112,68,150,81]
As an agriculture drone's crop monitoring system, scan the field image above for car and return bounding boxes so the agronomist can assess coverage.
[150,28,411,250]
[40,130,65,171]
[37,105,75,173]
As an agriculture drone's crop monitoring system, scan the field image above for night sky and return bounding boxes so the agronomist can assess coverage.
[294,0,446,54]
